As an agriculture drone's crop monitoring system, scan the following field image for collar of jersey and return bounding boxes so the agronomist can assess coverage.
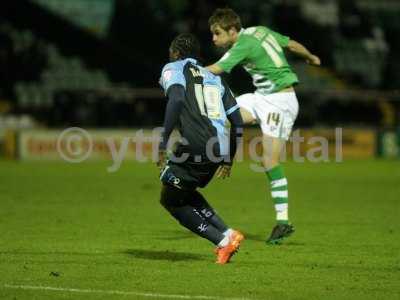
[179,58,197,65]
[234,28,245,46]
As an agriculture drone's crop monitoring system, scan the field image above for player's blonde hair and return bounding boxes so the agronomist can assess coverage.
[208,8,242,32]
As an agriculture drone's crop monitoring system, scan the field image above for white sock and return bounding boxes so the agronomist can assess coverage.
[223,228,234,237]
[217,236,230,248]
[275,203,288,222]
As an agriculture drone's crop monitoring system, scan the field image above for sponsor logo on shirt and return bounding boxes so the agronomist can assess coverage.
[163,69,173,82]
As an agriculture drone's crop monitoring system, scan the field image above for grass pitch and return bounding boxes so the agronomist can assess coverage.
[0,159,399,299]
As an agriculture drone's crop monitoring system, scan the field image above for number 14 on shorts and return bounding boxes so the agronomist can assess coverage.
[266,112,281,126]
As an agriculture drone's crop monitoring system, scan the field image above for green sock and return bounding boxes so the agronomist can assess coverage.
[266,165,289,225]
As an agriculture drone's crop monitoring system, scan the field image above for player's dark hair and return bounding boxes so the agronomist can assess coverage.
[170,33,201,61]
[208,8,242,32]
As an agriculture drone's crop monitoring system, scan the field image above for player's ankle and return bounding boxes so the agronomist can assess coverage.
[217,236,230,248]
[277,220,289,225]
[223,228,234,237]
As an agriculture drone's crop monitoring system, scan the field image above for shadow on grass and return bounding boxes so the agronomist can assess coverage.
[242,233,266,242]
[123,249,206,262]
[241,233,306,246]
[153,230,196,240]
[0,251,113,256]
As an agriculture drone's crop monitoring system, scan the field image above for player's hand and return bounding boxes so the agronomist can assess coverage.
[216,164,232,179]
[306,55,321,66]
[157,150,167,172]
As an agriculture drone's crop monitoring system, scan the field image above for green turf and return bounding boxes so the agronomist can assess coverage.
[0,159,399,300]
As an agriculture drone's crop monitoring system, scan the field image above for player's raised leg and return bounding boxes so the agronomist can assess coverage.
[236,93,257,125]
[240,108,257,125]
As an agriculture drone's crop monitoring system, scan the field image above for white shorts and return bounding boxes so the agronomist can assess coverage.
[236,91,299,140]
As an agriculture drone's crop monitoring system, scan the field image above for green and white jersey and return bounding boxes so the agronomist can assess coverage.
[216,26,299,95]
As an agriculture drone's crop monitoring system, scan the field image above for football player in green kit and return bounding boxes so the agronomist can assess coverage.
[206,8,321,244]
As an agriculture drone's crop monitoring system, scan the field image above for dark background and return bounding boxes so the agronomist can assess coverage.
[0,0,399,129]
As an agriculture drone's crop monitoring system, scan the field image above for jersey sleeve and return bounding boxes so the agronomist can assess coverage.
[216,38,251,73]
[269,29,290,48]
[223,83,243,165]
[159,62,186,94]
[221,80,239,115]
[159,85,185,151]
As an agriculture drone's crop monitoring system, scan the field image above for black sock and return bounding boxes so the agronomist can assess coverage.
[160,185,225,245]
[169,205,225,245]
[188,191,229,233]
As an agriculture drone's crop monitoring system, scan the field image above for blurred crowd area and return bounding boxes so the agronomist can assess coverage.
[0,0,399,130]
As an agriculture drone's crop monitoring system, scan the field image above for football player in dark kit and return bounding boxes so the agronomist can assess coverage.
[157,33,244,264]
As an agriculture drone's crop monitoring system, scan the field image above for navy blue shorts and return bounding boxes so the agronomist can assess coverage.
[160,160,220,190]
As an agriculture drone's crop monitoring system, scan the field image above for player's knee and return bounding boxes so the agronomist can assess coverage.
[265,160,280,170]
[160,185,174,211]
[240,108,256,124]
[160,184,185,212]
[159,194,170,211]
[261,155,280,170]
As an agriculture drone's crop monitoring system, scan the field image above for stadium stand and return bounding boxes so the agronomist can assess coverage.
[0,0,398,130]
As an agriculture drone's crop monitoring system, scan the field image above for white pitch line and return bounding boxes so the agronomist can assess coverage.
[3,284,256,300]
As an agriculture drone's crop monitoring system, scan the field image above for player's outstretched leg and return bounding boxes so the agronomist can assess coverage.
[262,134,295,244]
[189,190,244,264]
[160,185,226,245]
[160,185,243,264]
[189,190,235,237]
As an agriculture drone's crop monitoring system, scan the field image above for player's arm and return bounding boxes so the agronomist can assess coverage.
[157,84,185,170]
[287,39,321,66]
[216,108,243,179]
[206,41,250,75]
[206,64,224,75]
[158,63,186,170]
[227,108,243,163]
[223,85,244,165]
[216,87,243,179]
[269,28,321,66]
